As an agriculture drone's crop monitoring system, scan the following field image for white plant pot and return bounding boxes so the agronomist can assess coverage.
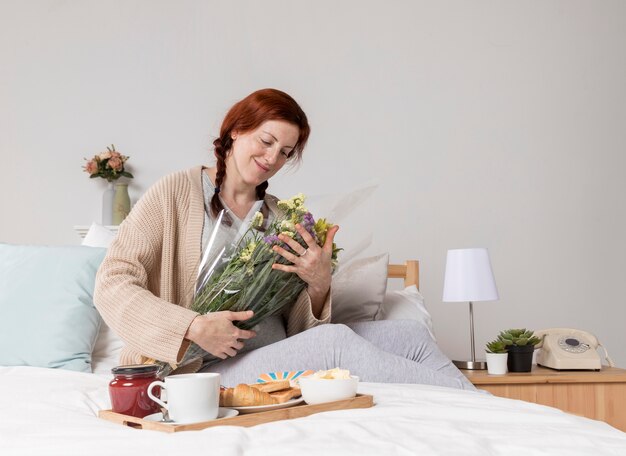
[486,352,508,375]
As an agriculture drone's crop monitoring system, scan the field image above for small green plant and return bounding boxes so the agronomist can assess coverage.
[497,328,541,347]
[485,339,508,354]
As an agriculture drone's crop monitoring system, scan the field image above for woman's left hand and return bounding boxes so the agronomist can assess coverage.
[271,223,339,300]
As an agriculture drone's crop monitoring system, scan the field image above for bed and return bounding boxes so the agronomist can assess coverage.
[1,249,626,455]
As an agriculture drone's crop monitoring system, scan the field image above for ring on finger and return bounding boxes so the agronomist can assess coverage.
[300,248,308,257]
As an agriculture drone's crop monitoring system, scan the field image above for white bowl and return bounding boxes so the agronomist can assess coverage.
[298,375,359,405]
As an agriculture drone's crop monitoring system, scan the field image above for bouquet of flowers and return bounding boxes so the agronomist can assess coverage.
[82,144,134,182]
[158,193,340,375]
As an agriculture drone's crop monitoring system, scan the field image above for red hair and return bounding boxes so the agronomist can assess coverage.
[210,88,310,217]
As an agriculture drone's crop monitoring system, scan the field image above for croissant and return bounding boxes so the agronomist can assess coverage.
[220,384,278,407]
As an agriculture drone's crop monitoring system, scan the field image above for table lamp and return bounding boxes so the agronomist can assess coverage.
[443,247,499,370]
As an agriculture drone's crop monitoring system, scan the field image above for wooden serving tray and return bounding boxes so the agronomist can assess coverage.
[98,394,373,433]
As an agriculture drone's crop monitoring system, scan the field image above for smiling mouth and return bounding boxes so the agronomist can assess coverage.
[254,159,270,172]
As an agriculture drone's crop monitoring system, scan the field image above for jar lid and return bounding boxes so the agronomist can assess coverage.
[111,364,159,375]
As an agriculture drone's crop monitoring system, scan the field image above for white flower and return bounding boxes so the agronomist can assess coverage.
[292,193,306,207]
[278,193,308,214]
[252,211,264,228]
[239,241,257,262]
[280,220,295,232]
[277,199,294,211]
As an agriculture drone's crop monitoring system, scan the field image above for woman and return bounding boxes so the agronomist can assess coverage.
[95,88,474,390]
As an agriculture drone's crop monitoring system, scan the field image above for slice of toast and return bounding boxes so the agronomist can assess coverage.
[269,387,301,404]
[249,380,290,393]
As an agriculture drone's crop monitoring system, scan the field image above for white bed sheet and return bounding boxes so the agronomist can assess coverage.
[1,366,625,456]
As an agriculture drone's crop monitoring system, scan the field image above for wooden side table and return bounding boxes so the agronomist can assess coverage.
[463,366,626,432]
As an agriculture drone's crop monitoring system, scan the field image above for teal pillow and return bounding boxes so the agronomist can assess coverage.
[0,244,106,372]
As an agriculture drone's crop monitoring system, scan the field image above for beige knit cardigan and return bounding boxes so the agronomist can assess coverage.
[94,165,331,367]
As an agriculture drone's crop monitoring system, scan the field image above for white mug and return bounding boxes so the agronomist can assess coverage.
[147,372,220,423]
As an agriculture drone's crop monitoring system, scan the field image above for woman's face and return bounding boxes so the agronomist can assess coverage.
[227,120,300,187]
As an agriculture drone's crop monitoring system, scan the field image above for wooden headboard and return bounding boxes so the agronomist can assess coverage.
[388,260,419,289]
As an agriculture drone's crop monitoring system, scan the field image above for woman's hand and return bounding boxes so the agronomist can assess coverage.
[271,223,339,315]
[185,310,256,359]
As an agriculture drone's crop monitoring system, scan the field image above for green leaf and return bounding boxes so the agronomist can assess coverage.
[528,336,541,346]
[486,339,507,353]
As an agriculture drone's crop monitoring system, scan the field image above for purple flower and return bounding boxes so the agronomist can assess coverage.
[263,235,281,245]
[301,212,317,241]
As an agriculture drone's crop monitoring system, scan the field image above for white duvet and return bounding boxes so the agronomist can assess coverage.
[1,366,625,456]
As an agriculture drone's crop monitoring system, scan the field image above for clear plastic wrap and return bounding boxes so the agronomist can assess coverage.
[157,194,340,375]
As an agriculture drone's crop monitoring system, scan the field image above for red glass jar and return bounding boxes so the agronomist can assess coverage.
[109,364,161,418]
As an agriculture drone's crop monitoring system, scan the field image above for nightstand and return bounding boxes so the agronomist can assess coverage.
[463,366,626,432]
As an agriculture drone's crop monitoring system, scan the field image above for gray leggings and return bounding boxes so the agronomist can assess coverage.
[205,320,475,390]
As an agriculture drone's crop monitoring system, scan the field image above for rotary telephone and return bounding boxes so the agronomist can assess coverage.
[535,328,614,371]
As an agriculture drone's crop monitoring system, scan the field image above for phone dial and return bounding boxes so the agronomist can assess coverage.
[535,328,614,371]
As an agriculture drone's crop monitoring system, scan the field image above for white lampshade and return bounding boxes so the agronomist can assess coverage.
[442,248,498,302]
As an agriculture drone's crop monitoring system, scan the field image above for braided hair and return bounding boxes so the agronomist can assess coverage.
[209,88,310,218]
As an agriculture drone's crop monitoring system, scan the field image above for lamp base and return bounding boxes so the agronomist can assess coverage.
[453,360,487,370]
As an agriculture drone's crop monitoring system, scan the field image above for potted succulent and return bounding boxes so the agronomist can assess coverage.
[485,339,508,375]
[498,328,541,373]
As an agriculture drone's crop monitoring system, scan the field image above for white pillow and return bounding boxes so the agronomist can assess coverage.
[91,322,125,374]
[376,285,436,341]
[82,222,117,248]
[82,222,123,372]
[331,253,389,324]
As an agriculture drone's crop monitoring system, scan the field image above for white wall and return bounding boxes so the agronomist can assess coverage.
[2,1,625,366]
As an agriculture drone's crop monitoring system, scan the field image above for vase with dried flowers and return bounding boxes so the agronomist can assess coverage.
[83,145,134,225]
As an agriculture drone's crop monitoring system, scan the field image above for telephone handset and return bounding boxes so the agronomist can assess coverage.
[535,328,614,370]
